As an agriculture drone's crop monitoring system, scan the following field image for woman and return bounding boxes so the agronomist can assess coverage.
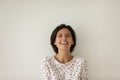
[40,24,88,80]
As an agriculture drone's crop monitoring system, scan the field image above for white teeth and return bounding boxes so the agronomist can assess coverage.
[61,42,68,45]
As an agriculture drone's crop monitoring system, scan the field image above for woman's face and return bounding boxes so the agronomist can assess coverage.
[54,28,74,51]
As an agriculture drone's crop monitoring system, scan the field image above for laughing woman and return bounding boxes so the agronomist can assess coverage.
[40,24,88,80]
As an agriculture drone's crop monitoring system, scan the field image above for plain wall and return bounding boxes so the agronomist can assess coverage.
[0,0,120,80]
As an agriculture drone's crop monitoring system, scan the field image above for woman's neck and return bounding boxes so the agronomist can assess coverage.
[55,51,73,63]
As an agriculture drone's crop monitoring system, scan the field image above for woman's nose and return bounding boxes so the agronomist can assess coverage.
[62,36,67,41]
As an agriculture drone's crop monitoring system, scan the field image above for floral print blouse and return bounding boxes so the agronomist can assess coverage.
[40,56,88,80]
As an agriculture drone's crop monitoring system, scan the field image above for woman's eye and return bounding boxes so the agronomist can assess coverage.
[66,35,70,37]
[58,35,62,37]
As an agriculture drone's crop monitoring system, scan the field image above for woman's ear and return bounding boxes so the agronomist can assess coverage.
[71,41,74,45]
[54,41,56,45]
[71,43,74,45]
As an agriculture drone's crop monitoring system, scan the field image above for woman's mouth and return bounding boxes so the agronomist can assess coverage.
[60,42,68,45]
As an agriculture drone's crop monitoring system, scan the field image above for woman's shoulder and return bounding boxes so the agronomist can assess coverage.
[40,56,53,64]
[75,56,85,60]
[74,56,87,63]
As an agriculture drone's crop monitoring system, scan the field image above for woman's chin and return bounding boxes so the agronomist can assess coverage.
[59,47,70,51]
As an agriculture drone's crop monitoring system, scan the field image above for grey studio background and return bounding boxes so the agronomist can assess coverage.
[0,0,120,80]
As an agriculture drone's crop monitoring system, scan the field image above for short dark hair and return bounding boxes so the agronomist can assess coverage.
[50,24,76,53]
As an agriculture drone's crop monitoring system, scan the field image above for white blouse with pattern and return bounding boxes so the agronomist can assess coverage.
[40,56,88,80]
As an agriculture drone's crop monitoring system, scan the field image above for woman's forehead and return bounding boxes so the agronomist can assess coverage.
[57,28,71,34]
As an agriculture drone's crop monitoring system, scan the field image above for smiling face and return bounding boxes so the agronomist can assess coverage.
[54,28,74,52]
